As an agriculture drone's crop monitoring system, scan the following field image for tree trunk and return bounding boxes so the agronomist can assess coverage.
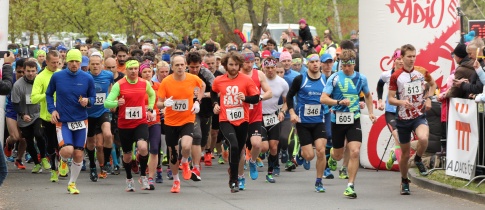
[212,1,243,45]
[29,32,34,46]
[247,0,269,44]
[44,32,50,45]
[332,0,343,40]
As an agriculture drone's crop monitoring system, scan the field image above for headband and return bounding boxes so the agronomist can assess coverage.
[306,54,319,62]
[243,51,255,62]
[341,59,356,65]
[139,62,151,74]
[126,60,140,69]
[292,58,302,64]
[393,50,401,60]
[263,58,277,68]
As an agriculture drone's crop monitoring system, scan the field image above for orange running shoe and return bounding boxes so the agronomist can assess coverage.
[222,150,229,162]
[182,162,191,180]
[171,180,180,193]
[204,153,212,166]
[3,144,12,157]
[15,159,26,170]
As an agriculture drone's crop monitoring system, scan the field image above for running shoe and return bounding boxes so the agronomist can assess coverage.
[339,167,349,179]
[285,160,296,172]
[281,149,289,164]
[401,180,411,195]
[222,150,229,162]
[105,163,112,174]
[81,159,86,171]
[303,160,311,170]
[67,182,80,194]
[25,153,32,163]
[171,180,180,193]
[59,159,69,176]
[167,169,173,180]
[182,162,191,180]
[90,168,98,182]
[229,180,239,193]
[148,177,155,190]
[3,144,12,157]
[162,154,168,166]
[6,156,14,162]
[415,161,429,176]
[273,166,280,176]
[99,165,109,179]
[204,153,212,166]
[256,157,264,168]
[139,176,150,190]
[327,149,337,171]
[249,161,258,180]
[32,164,42,173]
[315,181,326,192]
[386,149,396,170]
[324,168,334,179]
[259,152,266,160]
[156,168,163,183]
[125,178,135,192]
[191,168,202,181]
[296,153,305,166]
[238,177,246,190]
[344,185,357,198]
[265,174,275,183]
[218,155,225,164]
[50,170,59,182]
[112,165,120,175]
[131,160,139,174]
[15,159,26,170]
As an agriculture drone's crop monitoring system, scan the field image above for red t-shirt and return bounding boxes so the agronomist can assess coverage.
[118,77,149,129]
[247,69,262,123]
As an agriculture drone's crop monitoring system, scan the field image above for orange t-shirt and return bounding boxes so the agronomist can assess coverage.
[158,73,203,126]
[212,73,259,126]
[145,81,160,126]
[117,63,126,74]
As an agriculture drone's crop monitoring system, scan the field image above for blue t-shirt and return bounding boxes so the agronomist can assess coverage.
[283,69,301,119]
[324,71,369,123]
[295,73,328,124]
[87,70,114,118]
[299,65,308,75]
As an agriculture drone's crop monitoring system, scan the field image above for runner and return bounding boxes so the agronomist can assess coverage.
[319,53,336,179]
[104,58,156,192]
[11,60,51,173]
[86,54,114,182]
[286,54,329,192]
[211,51,260,193]
[238,50,272,187]
[157,55,205,193]
[376,49,404,170]
[31,50,61,182]
[388,44,436,195]
[259,57,288,183]
[322,49,376,198]
[46,49,96,194]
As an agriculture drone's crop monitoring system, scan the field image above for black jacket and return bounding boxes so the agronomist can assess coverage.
[0,64,13,95]
[299,25,313,48]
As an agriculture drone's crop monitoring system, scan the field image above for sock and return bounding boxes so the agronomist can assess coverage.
[415,155,422,163]
[49,153,57,170]
[123,161,133,179]
[103,147,112,166]
[60,156,69,163]
[87,149,96,168]
[268,154,277,174]
[316,177,322,184]
[402,177,409,183]
[139,155,148,176]
[173,173,180,181]
[249,158,256,164]
[194,165,200,170]
[205,149,211,154]
[238,174,245,179]
[181,157,188,163]
[111,146,119,166]
[69,161,82,184]
[348,182,354,187]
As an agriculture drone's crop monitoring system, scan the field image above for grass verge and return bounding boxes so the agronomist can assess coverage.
[422,169,485,194]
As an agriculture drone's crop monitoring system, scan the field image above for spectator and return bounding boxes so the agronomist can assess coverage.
[0,52,15,186]
[298,18,313,48]
[445,43,475,99]
[313,36,322,54]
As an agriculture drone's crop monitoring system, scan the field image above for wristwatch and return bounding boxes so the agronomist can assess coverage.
[147,108,153,112]
[259,95,263,101]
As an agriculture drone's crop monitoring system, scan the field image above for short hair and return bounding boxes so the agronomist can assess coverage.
[221,51,244,69]
[467,38,484,51]
[46,50,60,61]
[276,62,284,68]
[292,53,303,59]
[400,44,416,56]
[267,39,277,46]
[204,53,215,60]
[24,60,38,69]
[113,44,129,55]
[16,58,26,69]
[186,51,202,64]
[340,49,356,61]
[171,55,186,64]
[324,35,333,41]
[156,61,169,69]
[126,56,142,63]
[340,40,355,50]
[284,44,293,51]
[89,54,103,63]
[131,49,144,57]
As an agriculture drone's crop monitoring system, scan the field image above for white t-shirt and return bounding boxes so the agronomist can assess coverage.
[262,76,289,114]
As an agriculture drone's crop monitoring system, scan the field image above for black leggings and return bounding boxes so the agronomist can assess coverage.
[20,119,46,165]
[42,120,58,170]
[219,121,248,181]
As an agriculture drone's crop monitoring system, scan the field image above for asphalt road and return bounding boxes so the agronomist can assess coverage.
[0,158,484,210]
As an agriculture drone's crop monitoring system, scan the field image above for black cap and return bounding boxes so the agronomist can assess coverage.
[291,38,299,44]
[453,43,468,59]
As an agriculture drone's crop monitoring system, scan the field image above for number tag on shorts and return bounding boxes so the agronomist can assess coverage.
[226,107,244,121]
[68,121,86,131]
[172,99,188,111]
[95,93,106,105]
[263,113,279,127]
[404,81,422,96]
[336,112,354,124]
[125,106,142,119]
[25,94,33,105]
[304,104,321,116]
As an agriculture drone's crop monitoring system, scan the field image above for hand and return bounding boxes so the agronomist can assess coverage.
[146,110,156,122]
[191,101,200,114]
[359,101,365,109]
[290,113,300,124]
[110,108,117,112]
[402,100,413,109]
[164,96,174,107]
[369,114,376,124]
[22,115,32,122]
[425,98,431,111]
[469,93,476,100]
[51,111,60,124]
[213,104,220,114]
[438,92,447,101]
[453,78,468,87]
[79,97,88,107]
[278,111,285,122]
[475,94,483,103]
[237,92,246,101]
[474,60,481,71]
[118,96,125,106]
[4,52,15,64]
[339,99,351,106]
[378,100,384,111]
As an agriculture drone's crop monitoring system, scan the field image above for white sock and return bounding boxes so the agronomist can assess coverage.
[194,165,200,170]
[173,173,180,181]
[348,182,354,187]
[181,157,188,163]
[69,161,82,184]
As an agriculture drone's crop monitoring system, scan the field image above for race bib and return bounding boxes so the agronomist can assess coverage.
[172,99,188,111]
[336,112,354,124]
[263,113,279,127]
[304,104,321,116]
[25,94,32,105]
[67,121,86,131]
[404,81,423,96]
[95,93,106,105]
[125,106,142,119]
[226,107,244,121]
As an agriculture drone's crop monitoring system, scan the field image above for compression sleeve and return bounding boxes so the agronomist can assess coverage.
[243,95,260,104]
[46,75,56,114]
[285,75,303,110]
[104,82,120,109]
[377,79,385,100]
[146,81,156,108]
